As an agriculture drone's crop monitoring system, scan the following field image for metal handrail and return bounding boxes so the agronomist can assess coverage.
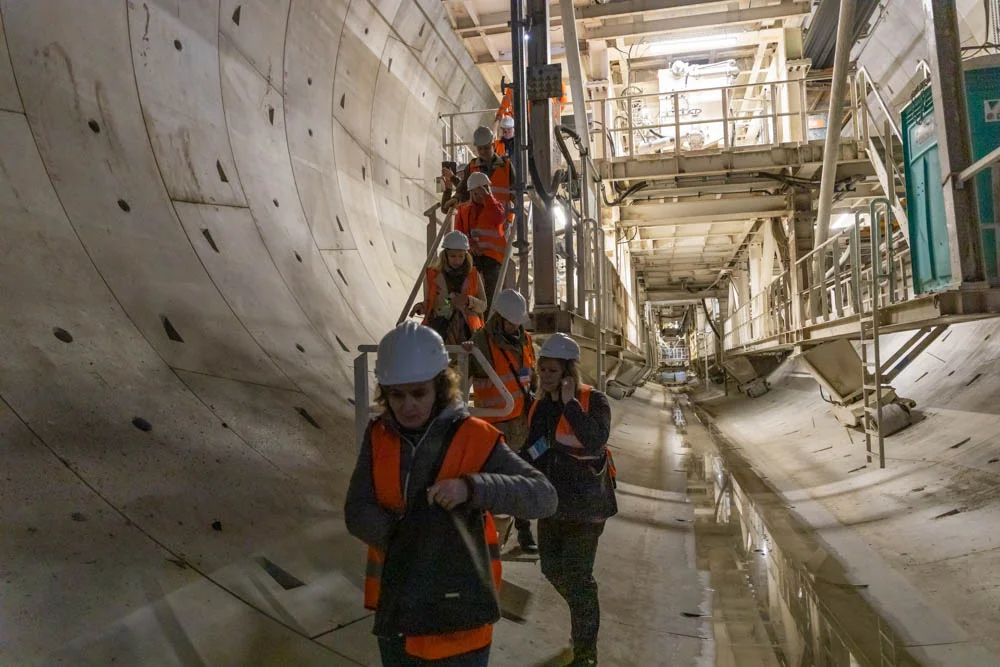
[397,208,454,326]
[856,67,902,142]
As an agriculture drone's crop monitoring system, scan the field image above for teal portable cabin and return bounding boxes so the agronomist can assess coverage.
[901,55,1000,293]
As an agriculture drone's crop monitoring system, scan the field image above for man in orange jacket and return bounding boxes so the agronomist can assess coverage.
[454,171,507,309]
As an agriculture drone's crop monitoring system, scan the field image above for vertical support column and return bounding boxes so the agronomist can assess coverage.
[596,197,606,391]
[528,0,558,309]
[923,0,987,285]
[814,0,856,253]
[510,0,532,301]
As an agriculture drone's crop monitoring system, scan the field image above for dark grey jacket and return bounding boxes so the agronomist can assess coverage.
[345,402,557,549]
[526,389,617,522]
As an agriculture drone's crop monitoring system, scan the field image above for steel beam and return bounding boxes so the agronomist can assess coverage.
[923,0,986,285]
[529,0,559,307]
[599,142,869,181]
[813,0,855,254]
[621,195,789,225]
[579,2,811,41]
[577,0,729,20]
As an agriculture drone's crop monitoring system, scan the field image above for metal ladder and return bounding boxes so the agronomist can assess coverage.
[856,199,892,469]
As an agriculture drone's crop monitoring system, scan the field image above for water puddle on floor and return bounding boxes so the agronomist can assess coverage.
[677,396,922,667]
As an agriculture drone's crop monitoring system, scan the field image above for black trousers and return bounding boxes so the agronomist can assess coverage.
[377,636,490,666]
[474,255,501,309]
[537,518,606,658]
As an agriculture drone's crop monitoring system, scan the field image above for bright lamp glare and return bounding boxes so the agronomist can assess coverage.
[644,34,738,56]
[553,205,567,230]
[831,213,855,230]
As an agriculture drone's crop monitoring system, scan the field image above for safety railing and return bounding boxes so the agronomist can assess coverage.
[852,67,909,232]
[724,202,912,353]
[587,74,836,160]
[353,344,515,449]
[438,108,499,167]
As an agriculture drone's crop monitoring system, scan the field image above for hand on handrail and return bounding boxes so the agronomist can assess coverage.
[411,302,426,317]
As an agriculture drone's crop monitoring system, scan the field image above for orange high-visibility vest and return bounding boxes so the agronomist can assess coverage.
[364,417,503,661]
[528,384,604,461]
[455,196,507,264]
[467,158,512,206]
[473,332,535,423]
[423,266,485,332]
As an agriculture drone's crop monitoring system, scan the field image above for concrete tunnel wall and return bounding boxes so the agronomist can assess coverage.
[0,0,497,661]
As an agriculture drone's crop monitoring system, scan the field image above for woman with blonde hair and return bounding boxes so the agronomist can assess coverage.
[345,322,556,665]
[411,230,486,344]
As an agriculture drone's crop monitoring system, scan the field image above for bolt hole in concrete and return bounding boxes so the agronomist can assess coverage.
[294,251,302,263]
[339,93,345,109]
[369,240,374,246]
[336,269,348,285]
[161,316,184,343]
[336,215,344,232]
[267,106,274,125]
[87,119,100,133]
[688,404,918,665]
[255,556,305,590]
[364,27,369,35]
[71,512,87,522]
[295,407,321,429]
[361,165,366,180]
[132,417,152,432]
[272,198,279,208]
[392,241,397,253]
[295,343,305,353]
[335,335,349,353]
[173,39,182,50]
[117,199,130,212]
[307,76,312,86]
[201,228,220,253]
[212,520,223,531]
[231,5,241,25]
[216,159,229,183]
[53,327,74,343]
[308,128,313,137]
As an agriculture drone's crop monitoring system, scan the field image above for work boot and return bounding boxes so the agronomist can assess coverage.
[517,525,538,553]
[569,644,597,666]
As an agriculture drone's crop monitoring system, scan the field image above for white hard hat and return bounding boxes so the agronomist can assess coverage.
[375,322,450,385]
[473,125,495,146]
[500,116,515,129]
[539,332,580,361]
[442,230,470,251]
[466,171,491,191]
[494,289,530,326]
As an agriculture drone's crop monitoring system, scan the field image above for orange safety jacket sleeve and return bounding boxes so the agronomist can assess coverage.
[345,423,400,550]
[559,390,612,455]
[467,440,557,519]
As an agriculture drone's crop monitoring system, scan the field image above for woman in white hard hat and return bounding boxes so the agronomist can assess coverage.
[469,289,538,552]
[523,333,616,667]
[453,171,507,309]
[496,115,515,158]
[346,322,557,666]
[411,230,487,344]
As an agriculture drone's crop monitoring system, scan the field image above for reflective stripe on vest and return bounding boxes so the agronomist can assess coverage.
[424,266,484,332]
[527,385,601,460]
[457,200,507,264]
[363,417,503,660]
[472,332,535,422]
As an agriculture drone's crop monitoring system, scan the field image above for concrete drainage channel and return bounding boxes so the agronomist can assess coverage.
[675,393,920,667]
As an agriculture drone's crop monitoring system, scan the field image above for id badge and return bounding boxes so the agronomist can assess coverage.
[525,436,550,461]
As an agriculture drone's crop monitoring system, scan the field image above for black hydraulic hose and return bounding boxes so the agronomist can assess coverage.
[602,180,648,206]
[701,298,722,341]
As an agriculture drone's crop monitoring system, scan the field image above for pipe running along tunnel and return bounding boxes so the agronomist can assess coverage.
[0,0,499,662]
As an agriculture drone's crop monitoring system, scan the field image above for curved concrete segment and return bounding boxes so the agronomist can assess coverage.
[0,1,494,662]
